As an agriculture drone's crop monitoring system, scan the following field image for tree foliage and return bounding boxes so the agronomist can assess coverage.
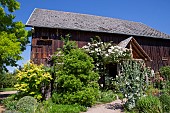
[0,0,30,72]
[0,71,17,88]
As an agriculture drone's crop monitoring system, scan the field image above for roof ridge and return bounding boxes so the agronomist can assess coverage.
[26,8,37,25]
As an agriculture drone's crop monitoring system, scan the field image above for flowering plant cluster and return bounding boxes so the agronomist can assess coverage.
[117,60,152,110]
[82,39,131,72]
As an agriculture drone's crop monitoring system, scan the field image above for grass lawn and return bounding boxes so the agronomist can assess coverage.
[0,88,16,92]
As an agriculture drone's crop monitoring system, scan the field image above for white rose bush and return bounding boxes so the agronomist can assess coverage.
[82,38,131,73]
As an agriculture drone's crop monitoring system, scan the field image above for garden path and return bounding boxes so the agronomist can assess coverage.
[81,99,125,113]
[0,91,125,113]
[0,91,17,113]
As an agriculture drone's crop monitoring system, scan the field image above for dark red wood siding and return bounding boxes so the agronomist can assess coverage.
[31,27,170,71]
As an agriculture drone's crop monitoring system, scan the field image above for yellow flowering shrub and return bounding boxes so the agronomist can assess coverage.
[15,62,52,100]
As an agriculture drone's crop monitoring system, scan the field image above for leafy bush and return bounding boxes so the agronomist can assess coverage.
[159,94,170,112]
[136,95,162,113]
[36,99,87,113]
[4,110,21,113]
[161,89,169,95]
[152,72,164,89]
[117,60,152,110]
[97,90,117,103]
[54,48,99,107]
[14,62,52,100]
[145,85,160,96]
[117,93,124,100]
[0,71,17,88]
[2,94,18,110]
[159,66,170,81]
[61,34,77,54]
[16,96,38,113]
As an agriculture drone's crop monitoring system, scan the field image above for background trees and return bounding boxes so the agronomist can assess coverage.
[0,0,30,73]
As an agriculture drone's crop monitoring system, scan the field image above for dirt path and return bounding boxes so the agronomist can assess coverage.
[0,91,17,113]
[81,99,125,113]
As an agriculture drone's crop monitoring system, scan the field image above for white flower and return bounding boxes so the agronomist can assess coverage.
[110,46,114,49]
[111,51,115,54]
[95,48,99,52]
[90,50,94,53]
[105,54,109,57]
[82,45,88,49]
[114,48,118,52]
[136,77,140,80]
[108,49,112,53]
[92,43,97,46]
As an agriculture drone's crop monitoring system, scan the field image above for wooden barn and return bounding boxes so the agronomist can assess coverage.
[26,8,170,71]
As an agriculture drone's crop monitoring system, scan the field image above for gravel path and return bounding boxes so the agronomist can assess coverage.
[81,99,125,113]
[0,91,17,113]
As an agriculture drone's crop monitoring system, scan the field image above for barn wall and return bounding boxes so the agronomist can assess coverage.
[31,27,170,71]
[135,37,170,71]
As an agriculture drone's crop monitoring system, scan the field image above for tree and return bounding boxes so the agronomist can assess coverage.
[0,0,30,73]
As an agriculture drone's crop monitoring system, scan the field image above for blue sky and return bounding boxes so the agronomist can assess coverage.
[8,0,170,71]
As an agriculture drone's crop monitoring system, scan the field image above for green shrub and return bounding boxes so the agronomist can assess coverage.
[14,62,52,100]
[0,71,17,88]
[136,95,162,113]
[4,110,21,113]
[159,66,170,81]
[97,90,116,103]
[152,72,164,89]
[2,94,18,110]
[52,87,99,107]
[36,99,87,113]
[54,48,99,107]
[117,93,124,100]
[16,96,38,113]
[159,94,170,112]
[145,86,160,96]
[51,93,60,104]
[47,104,86,113]
[161,87,170,95]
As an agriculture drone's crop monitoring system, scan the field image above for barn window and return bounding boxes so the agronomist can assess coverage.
[37,40,52,45]
[42,36,49,39]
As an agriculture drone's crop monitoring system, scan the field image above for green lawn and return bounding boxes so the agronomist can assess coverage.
[0,88,16,92]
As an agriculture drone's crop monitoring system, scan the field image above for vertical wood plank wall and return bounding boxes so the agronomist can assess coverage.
[31,27,170,71]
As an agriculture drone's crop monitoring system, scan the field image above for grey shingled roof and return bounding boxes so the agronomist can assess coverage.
[26,8,170,39]
[118,37,133,48]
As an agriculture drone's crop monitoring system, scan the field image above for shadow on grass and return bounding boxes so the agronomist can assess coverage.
[0,94,11,99]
